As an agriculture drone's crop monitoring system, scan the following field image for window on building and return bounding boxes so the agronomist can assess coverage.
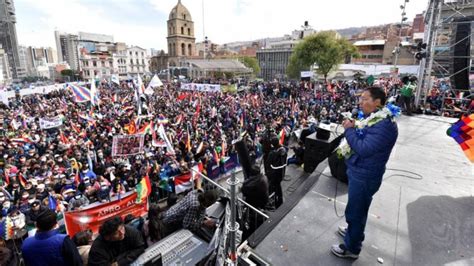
[93,61,97,67]
[181,43,186,56]
[101,61,105,67]
[188,44,192,56]
[129,51,132,56]
[181,27,184,35]
[188,28,191,36]
[130,59,134,65]
[109,61,113,67]
[136,52,138,56]
[141,52,144,57]
[142,59,145,65]
[184,14,186,20]
[136,59,140,65]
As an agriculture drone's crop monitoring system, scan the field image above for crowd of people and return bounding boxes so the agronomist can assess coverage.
[0,75,439,264]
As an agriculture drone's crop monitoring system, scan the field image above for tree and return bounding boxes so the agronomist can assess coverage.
[287,31,359,81]
[60,69,75,77]
[238,56,260,76]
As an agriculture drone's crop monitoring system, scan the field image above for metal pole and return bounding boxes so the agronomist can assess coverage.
[415,0,437,108]
[167,61,170,83]
[422,0,443,108]
[190,168,270,219]
[226,170,239,264]
[394,0,408,68]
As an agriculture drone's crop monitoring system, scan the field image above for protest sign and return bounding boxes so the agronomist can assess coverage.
[64,191,148,237]
[112,134,145,157]
[39,116,64,129]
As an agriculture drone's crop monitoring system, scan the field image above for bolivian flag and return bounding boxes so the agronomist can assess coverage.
[137,122,152,135]
[136,174,151,203]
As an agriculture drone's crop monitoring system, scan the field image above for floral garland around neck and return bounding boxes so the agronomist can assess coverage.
[336,103,401,159]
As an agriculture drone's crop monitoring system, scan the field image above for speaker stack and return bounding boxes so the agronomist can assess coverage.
[303,132,343,173]
[450,17,473,91]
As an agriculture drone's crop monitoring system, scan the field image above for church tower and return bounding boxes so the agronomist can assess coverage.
[167,0,195,66]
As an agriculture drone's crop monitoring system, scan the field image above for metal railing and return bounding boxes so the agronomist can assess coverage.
[440,89,472,116]
[191,168,269,219]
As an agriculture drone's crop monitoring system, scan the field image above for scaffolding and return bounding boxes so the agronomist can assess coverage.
[416,0,474,115]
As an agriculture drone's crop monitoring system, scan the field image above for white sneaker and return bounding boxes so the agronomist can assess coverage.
[331,244,359,259]
[338,225,347,237]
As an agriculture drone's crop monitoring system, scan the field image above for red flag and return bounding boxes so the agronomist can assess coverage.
[59,131,70,145]
[186,128,191,153]
[71,124,81,134]
[177,93,187,101]
[18,172,27,187]
[278,128,286,145]
[125,120,137,135]
[174,163,203,194]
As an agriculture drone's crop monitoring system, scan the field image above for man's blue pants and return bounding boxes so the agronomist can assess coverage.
[344,173,382,254]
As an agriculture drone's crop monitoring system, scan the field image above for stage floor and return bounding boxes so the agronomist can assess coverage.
[254,115,474,266]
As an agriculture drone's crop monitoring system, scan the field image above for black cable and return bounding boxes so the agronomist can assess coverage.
[333,178,345,218]
[384,168,424,181]
[321,168,424,219]
[319,173,345,218]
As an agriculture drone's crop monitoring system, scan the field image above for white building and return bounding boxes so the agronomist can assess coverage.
[55,31,80,70]
[80,51,114,80]
[112,51,128,80]
[78,32,114,43]
[17,45,29,77]
[126,46,149,76]
[0,44,12,84]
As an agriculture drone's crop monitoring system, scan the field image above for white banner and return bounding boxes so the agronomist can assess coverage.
[39,116,64,129]
[0,90,8,105]
[180,83,221,92]
[300,71,314,78]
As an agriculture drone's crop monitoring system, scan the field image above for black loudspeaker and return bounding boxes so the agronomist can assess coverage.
[303,133,343,173]
[233,138,252,179]
[451,18,472,91]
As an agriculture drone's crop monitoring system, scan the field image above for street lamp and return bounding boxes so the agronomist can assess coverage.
[393,0,409,74]
[204,36,209,60]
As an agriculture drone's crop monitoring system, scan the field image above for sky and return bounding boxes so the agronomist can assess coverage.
[14,0,428,51]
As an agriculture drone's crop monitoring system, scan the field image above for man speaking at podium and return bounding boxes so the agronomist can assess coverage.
[331,87,399,259]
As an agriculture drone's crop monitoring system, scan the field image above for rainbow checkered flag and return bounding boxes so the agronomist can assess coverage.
[447,114,474,162]
[0,217,15,240]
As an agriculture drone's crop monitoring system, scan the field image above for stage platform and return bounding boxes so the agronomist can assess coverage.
[253,115,474,266]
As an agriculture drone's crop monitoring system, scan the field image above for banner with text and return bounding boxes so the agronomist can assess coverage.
[64,192,148,237]
[112,134,145,157]
[39,116,64,129]
[180,83,221,92]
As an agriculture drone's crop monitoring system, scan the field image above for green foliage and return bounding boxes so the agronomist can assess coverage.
[213,71,235,79]
[287,31,359,80]
[238,56,260,75]
[221,84,237,93]
[21,76,48,83]
[60,69,75,77]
